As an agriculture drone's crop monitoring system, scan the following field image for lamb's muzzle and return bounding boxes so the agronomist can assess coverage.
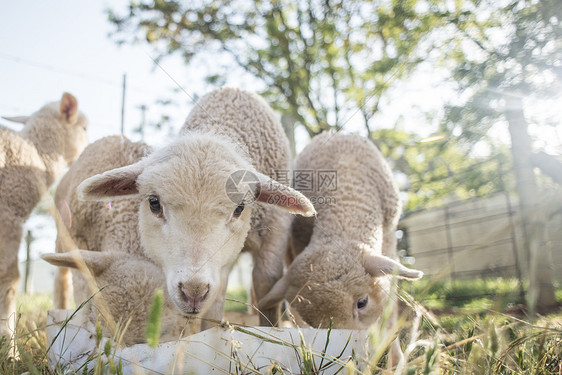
[179,282,210,312]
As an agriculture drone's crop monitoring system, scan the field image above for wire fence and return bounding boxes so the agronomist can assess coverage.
[399,157,562,285]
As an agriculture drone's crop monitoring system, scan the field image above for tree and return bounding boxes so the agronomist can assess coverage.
[372,127,512,212]
[105,1,561,312]
[107,0,449,137]
[442,0,562,311]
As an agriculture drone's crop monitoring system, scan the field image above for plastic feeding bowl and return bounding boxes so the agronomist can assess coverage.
[47,310,369,374]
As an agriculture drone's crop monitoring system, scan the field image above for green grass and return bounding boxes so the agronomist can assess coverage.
[0,293,53,374]
[403,277,531,310]
[225,285,250,313]
[397,277,562,374]
[1,279,561,374]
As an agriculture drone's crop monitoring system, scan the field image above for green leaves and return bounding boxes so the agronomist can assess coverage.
[443,0,562,149]
[372,127,510,211]
[106,0,450,135]
[145,289,164,348]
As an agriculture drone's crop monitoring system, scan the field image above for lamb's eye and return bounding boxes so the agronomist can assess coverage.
[148,195,161,214]
[357,296,368,310]
[233,202,245,218]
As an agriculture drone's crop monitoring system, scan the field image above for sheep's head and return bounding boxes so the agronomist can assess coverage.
[259,245,422,330]
[77,133,315,319]
[55,92,89,164]
[4,92,89,165]
[42,250,194,345]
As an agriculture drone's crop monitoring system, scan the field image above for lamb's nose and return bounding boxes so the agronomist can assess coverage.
[179,283,210,312]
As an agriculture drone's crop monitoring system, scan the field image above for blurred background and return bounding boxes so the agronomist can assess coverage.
[2,0,561,315]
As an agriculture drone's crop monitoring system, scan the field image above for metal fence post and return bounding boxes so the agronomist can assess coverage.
[24,229,33,294]
[497,159,525,301]
[443,205,455,281]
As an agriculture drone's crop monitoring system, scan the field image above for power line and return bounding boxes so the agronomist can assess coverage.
[0,52,151,93]
[0,52,122,87]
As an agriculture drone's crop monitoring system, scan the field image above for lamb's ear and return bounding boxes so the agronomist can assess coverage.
[2,116,29,124]
[258,274,291,311]
[78,162,144,201]
[364,254,423,280]
[41,250,113,276]
[60,92,79,123]
[255,172,316,217]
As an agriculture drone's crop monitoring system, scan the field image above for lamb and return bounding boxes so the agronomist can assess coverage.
[258,132,423,365]
[51,136,199,344]
[0,93,88,341]
[52,135,150,309]
[77,88,316,329]
[42,250,197,345]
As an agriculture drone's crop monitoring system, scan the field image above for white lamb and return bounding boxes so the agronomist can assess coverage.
[43,250,197,345]
[0,93,88,341]
[51,135,200,344]
[52,135,150,309]
[258,132,423,366]
[78,88,315,329]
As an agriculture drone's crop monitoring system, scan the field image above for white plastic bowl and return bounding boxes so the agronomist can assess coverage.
[47,309,368,374]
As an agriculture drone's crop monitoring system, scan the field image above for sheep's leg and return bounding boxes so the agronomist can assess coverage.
[0,217,23,353]
[54,268,73,309]
[53,233,74,309]
[252,215,290,327]
[388,337,404,368]
[252,264,283,326]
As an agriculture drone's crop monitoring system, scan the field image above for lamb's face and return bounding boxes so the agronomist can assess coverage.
[285,252,392,330]
[259,242,422,330]
[136,136,255,317]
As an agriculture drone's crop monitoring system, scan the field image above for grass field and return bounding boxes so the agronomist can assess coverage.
[1,277,561,374]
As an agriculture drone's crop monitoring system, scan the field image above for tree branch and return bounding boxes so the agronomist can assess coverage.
[530,151,562,185]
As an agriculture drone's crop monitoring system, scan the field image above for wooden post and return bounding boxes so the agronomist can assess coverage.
[24,230,33,294]
[497,159,525,301]
[443,205,455,282]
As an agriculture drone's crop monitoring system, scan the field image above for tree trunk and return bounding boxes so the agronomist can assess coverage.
[505,96,557,313]
[530,151,562,185]
[281,114,297,159]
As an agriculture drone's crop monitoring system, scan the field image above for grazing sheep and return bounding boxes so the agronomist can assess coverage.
[43,250,197,345]
[258,132,423,365]
[52,135,150,309]
[78,88,315,329]
[0,93,88,341]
